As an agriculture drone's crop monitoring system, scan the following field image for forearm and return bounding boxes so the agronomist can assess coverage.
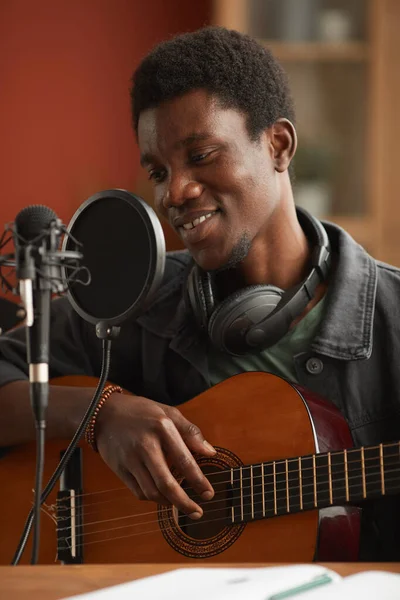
[0,380,95,446]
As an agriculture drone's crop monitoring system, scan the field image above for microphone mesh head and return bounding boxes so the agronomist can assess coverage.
[15,205,58,241]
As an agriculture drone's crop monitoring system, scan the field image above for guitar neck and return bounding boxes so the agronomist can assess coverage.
[231,441,400,524]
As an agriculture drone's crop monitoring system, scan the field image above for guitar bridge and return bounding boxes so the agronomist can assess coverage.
[56,447,83,564]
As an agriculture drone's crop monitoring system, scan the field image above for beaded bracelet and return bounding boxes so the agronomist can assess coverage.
[85,384,123,452]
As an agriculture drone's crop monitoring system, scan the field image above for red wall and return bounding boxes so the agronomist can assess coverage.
[0,0,211,241]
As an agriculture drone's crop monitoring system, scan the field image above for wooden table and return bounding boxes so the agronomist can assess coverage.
[1,563,400,600]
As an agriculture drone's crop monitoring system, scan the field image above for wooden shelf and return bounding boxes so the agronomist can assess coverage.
[259,41,369,63]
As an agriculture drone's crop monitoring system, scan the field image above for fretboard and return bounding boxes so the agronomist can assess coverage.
[230,441,400,524]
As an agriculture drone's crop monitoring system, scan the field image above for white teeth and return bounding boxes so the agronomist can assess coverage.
[182,212,214,230]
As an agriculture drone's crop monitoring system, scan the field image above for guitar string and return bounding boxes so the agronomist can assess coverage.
[57,463,400,534]
[57,471,400,551]
[54,447,400,519]
[54,441,400,504]
[56,464,400,538]
[56,455,399,525]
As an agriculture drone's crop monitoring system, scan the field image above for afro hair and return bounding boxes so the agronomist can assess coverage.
[131,26,295,140]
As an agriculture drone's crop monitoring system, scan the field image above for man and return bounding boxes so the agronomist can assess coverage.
[0,26,400,560]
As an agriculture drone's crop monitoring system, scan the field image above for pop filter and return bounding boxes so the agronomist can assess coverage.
[62,189,165,327]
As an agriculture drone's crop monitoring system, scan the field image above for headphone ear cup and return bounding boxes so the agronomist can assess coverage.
[186,265,216,330]
[208,285,284,355]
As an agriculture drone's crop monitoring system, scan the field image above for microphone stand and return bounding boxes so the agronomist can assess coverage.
[27,239,53,565]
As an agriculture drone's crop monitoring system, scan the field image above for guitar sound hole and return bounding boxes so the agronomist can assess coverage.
[177,465,232,540]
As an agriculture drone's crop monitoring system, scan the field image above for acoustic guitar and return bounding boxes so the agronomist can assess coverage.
[1,372,398,565]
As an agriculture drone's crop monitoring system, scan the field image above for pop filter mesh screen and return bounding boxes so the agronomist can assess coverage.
[66,196,156,321]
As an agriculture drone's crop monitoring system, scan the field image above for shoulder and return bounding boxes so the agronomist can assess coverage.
[376,259,400,288]
[134,250,193,335]
[159,250,192,289]
[374,259,400,314]
[376,259,400,278]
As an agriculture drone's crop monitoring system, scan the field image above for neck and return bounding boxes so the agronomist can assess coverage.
[231,441,400,525]
[217,189,311,297]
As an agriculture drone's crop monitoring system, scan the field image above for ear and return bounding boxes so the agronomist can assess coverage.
[270,118,297,173]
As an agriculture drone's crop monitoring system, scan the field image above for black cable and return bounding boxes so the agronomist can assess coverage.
[11,338,112,565]
[30,424,46,564]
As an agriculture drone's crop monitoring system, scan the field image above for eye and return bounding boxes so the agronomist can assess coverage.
[148,169,166,183]
[190,151,212,163]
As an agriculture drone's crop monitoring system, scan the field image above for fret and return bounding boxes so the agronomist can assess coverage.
[315,453,330,507]
[299,455,315,511]
[231,468,234,524]
[347,448,363,502]
[262,463,265,517]
[273,459,285,515]
[363,445,381,499]
[328,452,333,504]
[240,466,244,522]
[330,450,346,505]
[241,465,253,522]
[287,457,300,513]
[361,447,366,498]
[231,466,243,523]
[251,464,265,520]
[299,457,303,510]
[382,442,400,496]
[273,461,277,515]
[285,459,289,513]
[250,465,254,520]
[313,454,317,507]
[380,444,385,495]
[262,462,275,517]
[344,449,349,501]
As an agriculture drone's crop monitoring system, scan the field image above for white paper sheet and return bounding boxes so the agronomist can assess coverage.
[61,564,340,600]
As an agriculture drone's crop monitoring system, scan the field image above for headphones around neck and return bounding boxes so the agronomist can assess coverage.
[186,207,331,356]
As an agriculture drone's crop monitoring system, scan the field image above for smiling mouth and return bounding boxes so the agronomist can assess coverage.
[180,211,217,231]
[177,210,220,245]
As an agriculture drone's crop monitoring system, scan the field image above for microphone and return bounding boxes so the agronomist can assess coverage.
[13,205,61,423]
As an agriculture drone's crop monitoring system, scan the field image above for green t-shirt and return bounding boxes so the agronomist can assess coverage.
[208,296,326,386]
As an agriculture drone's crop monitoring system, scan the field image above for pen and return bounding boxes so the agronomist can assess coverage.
[268,572,334,599]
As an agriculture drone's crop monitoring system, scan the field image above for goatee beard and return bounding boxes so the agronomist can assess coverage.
[212,232,251,273]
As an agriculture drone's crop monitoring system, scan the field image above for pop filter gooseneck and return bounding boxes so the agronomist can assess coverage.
[12,190,166,565]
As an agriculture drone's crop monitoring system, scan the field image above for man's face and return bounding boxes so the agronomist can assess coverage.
[138,89,281,271]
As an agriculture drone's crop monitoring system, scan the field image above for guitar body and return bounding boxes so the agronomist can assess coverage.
[0,372,360,565]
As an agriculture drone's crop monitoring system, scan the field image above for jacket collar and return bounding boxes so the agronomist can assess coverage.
[310,221,377,360]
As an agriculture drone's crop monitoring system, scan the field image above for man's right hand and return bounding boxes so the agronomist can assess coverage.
[95,393,216,519]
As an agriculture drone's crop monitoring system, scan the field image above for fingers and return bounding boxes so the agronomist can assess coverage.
[167,407,217,457]
[99,399,218,519]
[137,415,215,515]
[134,454,206,518]
[120,469,147,501]
[132,416,214,516]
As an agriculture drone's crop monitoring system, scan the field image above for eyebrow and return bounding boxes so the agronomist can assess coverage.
[140,132,212,167]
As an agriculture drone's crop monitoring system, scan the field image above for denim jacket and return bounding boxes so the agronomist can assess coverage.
[1,221,400,560]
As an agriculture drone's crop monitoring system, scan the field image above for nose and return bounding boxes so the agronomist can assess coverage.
[161,173,203,210]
